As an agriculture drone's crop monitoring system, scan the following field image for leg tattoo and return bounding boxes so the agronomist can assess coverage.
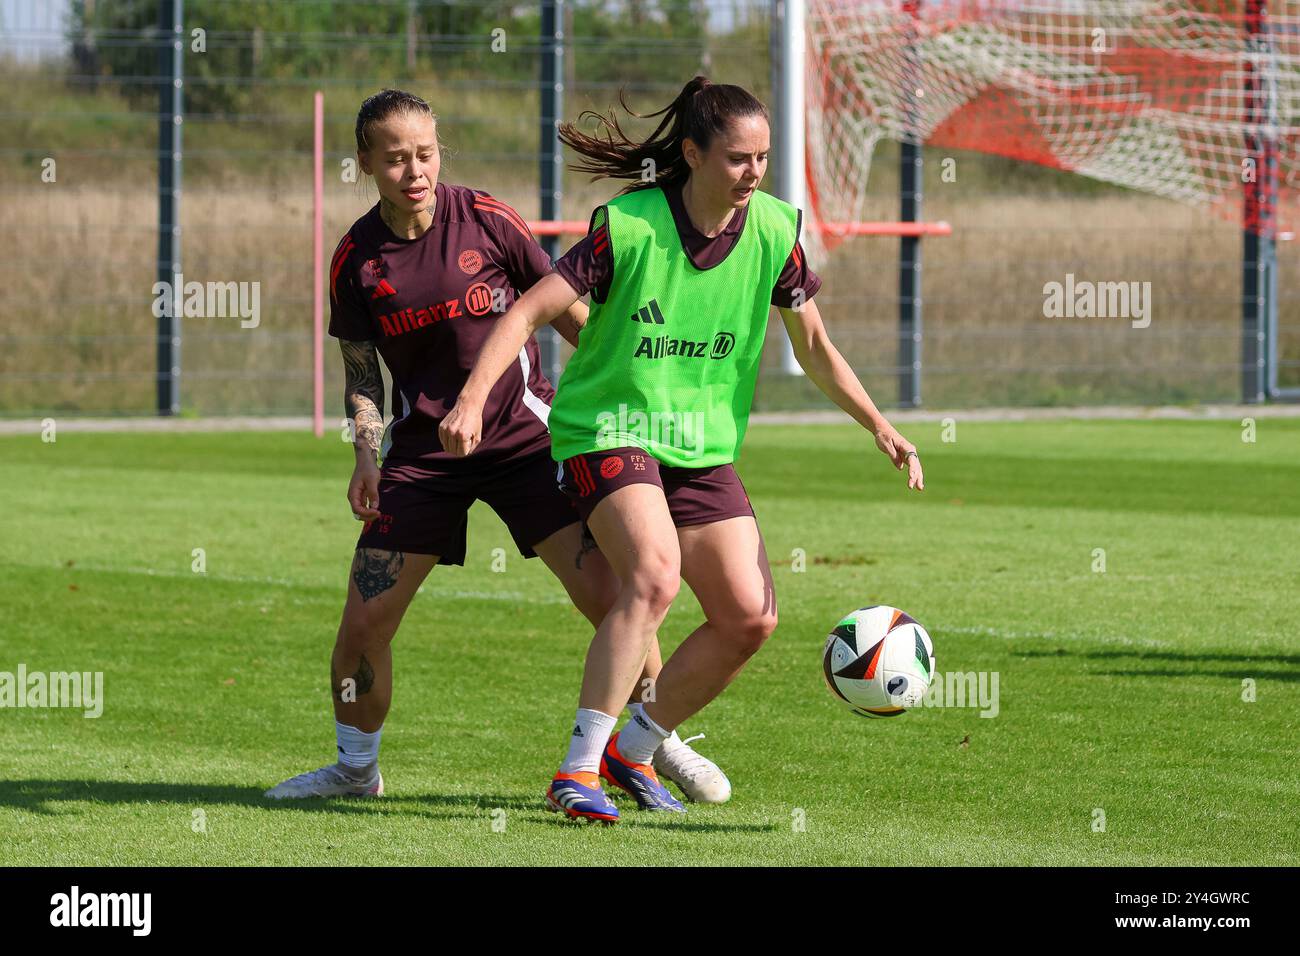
[331,654,375,703]
[352,548,404,601]
[574,531,598,570]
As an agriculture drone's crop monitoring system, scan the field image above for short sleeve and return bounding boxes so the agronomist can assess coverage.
[771,237,822,309]
[474,191,555,293]
[327,235,375,341]
[555,206,613,302]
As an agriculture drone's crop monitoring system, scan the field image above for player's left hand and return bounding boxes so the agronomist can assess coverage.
[439,400,483,457]
[873,424,924,491]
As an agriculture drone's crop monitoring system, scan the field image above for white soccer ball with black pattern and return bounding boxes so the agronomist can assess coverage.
[822,605,935,718]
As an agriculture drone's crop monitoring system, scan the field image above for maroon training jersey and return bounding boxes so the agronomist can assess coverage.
[329,182,557,469]
[554,180,822,306]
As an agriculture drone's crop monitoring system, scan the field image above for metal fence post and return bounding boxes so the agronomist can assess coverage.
[538,0,565,386]
[898,0,922,408]
[156,0,183,416]
[773,0,805,376]
[1242,0,1276,404]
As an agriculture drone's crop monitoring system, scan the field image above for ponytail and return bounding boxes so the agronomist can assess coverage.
[559,76,769,194]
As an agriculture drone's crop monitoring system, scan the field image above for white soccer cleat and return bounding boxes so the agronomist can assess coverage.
[652,732,731,804]
[264,762,384,799]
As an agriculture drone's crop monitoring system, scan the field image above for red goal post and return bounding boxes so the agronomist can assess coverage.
[802,0,1300,403]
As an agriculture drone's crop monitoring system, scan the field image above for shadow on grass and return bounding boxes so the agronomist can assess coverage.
[1088,669,1300,683]
[0,780,777,832]
[1015,648,1300,682]
[532,813,775,833]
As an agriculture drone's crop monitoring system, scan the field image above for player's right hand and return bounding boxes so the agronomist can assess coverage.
[348,458,382,521]
[873,423,925,491]
[439,401,483,457]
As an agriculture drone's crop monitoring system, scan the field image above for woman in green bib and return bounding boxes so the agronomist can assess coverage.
[441,76,924,823]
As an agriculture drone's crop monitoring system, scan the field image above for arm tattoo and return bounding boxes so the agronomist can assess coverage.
[352,548,404,601]
[341,339,385,456]
[331,655,375,702]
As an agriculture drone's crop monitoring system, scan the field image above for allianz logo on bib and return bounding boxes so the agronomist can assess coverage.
[629,300,736,360]
[633,331,735,360]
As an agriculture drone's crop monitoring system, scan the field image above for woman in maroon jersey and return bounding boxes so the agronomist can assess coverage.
[265,90,726,801]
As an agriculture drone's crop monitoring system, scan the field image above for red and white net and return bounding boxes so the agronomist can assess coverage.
[806,0,1300,255]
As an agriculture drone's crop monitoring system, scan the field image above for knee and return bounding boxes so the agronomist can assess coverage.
[336,605,399,656]
[626,560,680,619]
[720,604,779,658]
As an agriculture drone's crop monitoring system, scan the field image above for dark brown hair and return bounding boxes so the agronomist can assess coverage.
[355,88,435,152]
[559,76,769,194]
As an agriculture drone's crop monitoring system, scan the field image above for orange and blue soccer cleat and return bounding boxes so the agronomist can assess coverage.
[600,733,686,813]
[545,771,620,824]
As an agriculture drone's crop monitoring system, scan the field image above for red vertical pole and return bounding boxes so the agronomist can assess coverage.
[312,90,325,437]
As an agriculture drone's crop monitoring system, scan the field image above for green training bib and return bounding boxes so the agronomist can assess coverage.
[549,185,799,468]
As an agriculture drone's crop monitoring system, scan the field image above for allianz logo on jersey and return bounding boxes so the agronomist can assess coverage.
[631,299,735,360]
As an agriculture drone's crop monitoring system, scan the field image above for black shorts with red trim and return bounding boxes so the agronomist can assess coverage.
[356,449,579,565]
[557,446,755,529]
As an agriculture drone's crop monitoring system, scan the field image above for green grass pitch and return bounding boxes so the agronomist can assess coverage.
[1,418,1297,865]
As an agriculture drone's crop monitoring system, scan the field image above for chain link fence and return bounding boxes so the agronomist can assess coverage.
[2,0,1294,419]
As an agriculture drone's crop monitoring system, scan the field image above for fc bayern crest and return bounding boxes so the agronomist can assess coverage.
[458,249,483,275]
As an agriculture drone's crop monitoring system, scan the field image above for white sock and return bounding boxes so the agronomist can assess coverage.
[336,720,382,771]
[617,703,671,766]
[558,708,618,775]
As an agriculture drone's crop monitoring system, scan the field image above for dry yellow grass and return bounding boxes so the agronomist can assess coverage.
[6,181,1297,416]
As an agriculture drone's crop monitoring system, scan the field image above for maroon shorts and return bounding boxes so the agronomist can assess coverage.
[557,446,755,530]
[356,450,579,565]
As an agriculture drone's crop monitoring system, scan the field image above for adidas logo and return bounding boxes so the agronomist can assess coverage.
[631,298,666,324]
[572,724,584,737]
[552,787,585,809]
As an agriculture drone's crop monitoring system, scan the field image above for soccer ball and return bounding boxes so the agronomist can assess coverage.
[822,605,935,718]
